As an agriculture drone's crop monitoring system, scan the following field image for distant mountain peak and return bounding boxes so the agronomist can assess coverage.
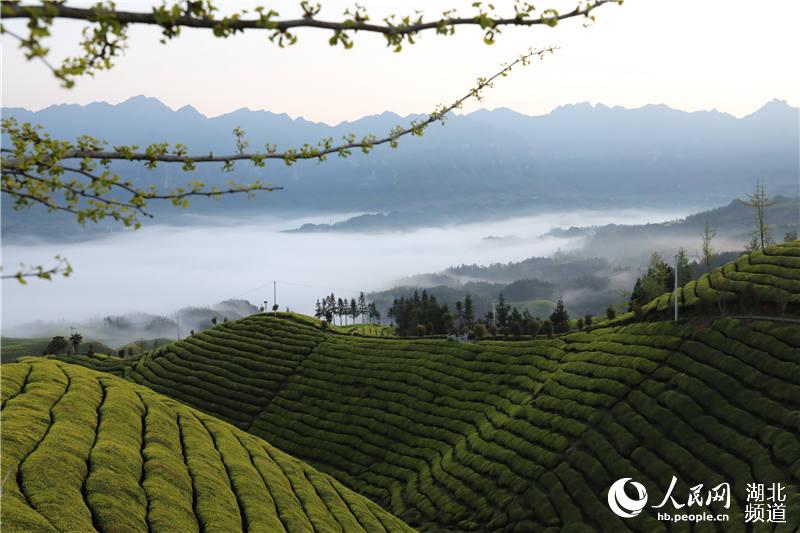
[175,104,203,116]
[745,98,797,119]
[120,95,170,108]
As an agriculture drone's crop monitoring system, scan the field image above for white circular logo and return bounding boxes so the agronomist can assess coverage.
[608,478,648,518]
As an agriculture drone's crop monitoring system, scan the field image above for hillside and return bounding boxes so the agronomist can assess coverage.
[637,241,800,320]
[51,243,800,531]
[550,196,799,259]
[1,358,413,532]
[65,317,800,531]
[1,337,115,364]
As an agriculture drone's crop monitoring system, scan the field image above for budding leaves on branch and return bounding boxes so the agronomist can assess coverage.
[1,1,619,87]
[0,1,607,283]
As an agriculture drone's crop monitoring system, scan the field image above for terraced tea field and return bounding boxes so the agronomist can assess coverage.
[51,311,800,532]
[1,358,414,532]
[641,241,800,319]
[16,244,800,531]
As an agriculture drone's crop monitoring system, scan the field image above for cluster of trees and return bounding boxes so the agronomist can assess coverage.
[627,181,798,312]
[481,293,576,336]
[388,291,451,336]
[488,295,584,337]
[629,251,693,310]
[387,290,590,338]
[44,332,93,356]
[315,292,380,326]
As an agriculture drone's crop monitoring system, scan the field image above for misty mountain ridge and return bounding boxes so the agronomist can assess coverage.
[3,96,797,242]
[5,298,259,348]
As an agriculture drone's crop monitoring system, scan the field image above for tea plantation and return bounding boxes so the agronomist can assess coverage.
[641,241,800,319]
[0,359,414,532]
[9,242,800,532]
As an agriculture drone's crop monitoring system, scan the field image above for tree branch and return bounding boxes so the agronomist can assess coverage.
[1,256,72,284]
[0,1,619,87]
[2,1,618,33]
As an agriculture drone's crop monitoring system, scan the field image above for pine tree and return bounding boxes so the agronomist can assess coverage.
[337,297,345,325]
[496,293,510,329]
[464,295,475,328]
[549,298,570,333]
[358,292,367,323]
[629,278,645,310]
[675,248,693,286]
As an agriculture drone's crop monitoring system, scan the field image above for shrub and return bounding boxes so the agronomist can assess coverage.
[584,314,593,327]
[416,324,427,337]
[576,318,584,331]
[541,320,554,338]
[605,306,616,320]
[528,320,541,337]
[473,324,487,340]
[509,321,522,337]
[45,336,69,354]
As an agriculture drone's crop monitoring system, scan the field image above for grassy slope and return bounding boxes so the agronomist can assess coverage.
[51,243,800,532]
[331,323,396,337]
[626,241,800,323]
[1,338,115,364]
[56,320,800,532]
[0,358,413,533]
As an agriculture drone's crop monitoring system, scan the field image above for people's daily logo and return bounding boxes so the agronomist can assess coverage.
[607,476,787,524]
[607,478,648,518]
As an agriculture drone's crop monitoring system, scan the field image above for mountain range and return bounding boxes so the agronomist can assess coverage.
[3,97,797,241]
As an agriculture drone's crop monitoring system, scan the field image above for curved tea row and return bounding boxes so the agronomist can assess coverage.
[1,359,413,533]
[56,314,800,532]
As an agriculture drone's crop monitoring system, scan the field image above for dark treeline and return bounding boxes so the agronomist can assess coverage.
[388,290,451,336]
[386,290,589,338]
[314,292,380,326]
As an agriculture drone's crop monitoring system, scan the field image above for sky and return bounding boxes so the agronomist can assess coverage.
[2,0,799,124]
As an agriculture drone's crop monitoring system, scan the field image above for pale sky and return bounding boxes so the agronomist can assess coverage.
[2,0,799,124]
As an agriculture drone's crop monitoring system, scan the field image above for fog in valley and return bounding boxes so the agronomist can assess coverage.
[1,206,703,343]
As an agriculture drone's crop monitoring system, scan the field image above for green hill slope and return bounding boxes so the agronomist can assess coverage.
[640,241,800,319]
[1,358,413,533]
[55,315,800,532]
[50,244,800,532]
[1,337,115,363]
